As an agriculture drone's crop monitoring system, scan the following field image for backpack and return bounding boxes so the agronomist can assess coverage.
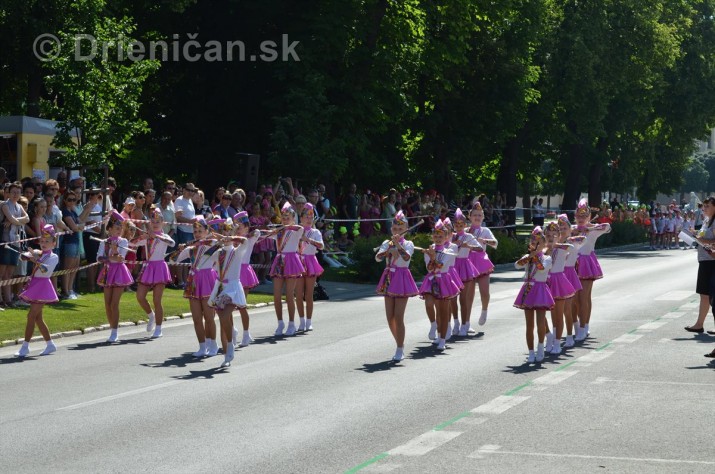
[313,282,329,301]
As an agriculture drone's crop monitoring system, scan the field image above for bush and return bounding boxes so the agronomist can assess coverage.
[487,231,527,265]
[595,221,648,248]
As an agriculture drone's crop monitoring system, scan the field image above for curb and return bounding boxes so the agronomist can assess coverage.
[0,302,275,348]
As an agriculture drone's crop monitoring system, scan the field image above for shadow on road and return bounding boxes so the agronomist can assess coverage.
[670,334,715,344]
[249,333,308,345]
[354,360,404,373]
[408,343,452,360]
[141,353,205,368]
[68,337,151,351]
[685,359,715,371]
[172,367,231,380]
[0,355,38,364]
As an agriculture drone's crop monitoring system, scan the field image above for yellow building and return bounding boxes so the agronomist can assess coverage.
[0,115,78,182]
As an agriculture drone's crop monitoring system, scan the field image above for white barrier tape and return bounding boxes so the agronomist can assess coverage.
[0,222,101,248]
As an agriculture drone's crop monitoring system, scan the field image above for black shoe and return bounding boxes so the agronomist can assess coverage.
[685,326,704,334]
[705,350,715,358]
[707,330,715,336]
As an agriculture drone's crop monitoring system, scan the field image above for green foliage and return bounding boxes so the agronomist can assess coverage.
[487,232,527,265]
[595,221,649,249]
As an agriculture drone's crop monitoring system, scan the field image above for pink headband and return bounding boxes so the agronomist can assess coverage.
[393,210,408,225]
[575,198,590,218]
[454,208,465,221]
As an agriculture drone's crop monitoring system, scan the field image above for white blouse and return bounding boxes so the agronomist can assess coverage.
[549,244,573,273]
[515,254,553,283]
[177,241,220,270]
[136,234,176,261]
[271,227,304,253]
[453,231,479,259]
[376,239,414,268]
[300,228,323,256]
[423,245,456,275]
[98,237,130,260]
[239,231,260,264]
[30,252,59,278]
[573,224,610,255]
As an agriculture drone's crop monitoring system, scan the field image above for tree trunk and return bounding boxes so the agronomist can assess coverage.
[588,161,602,208]
[562,143,584,216]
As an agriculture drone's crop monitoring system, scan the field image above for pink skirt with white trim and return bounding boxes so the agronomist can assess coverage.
[454,257,479,282]
[513,281,554,310]
[301,254,324,278]
[577,252,603,280]
[469,250,494,276]
[20,277,58,304]
[98,262,134,288]
[184,268,217,299]
[564,266,582,292]
[240,263,260,290]
[270,252,305,279]
[377,267,419,298]
[138,260,172,286]
[548,271,576,300]
[419,273,461,300]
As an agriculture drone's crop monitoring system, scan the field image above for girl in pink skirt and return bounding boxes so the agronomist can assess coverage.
[451,208,481,337]
[572,199,611,341]
[233,211,260,347]
[468,202,499,327]
[15,225,60,358]
[296,203,324,332]
[268,202,305,336]
[376,211,418,361]
[175,217,220,357]
[207,218,248,369]
[419,219,460,351]
[249,202,271,283]
[97,212,135,343]
[135,207,176,339]
[544,222,575,355]
[558,214,585,347]
[514,227,554,363]
[442,217,463,339]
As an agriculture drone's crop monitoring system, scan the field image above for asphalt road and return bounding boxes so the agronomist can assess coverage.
[1,246,714,473]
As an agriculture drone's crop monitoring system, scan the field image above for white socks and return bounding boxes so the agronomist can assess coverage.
[565,335,575,347]
[193,342,207,358]
[232,327,239,348]
[221,343,235,368]
[428,321,437,340]
[437,338,446,350]
[206,338,219,356]
[536,343,545,362]
[584,324,590,336]
[446,323,452,340]
[40,340,57,356]
[550,338,561,355]
[239,330,252,348]
[392,347,404,362]
[286,322,297,336]
[459,322,470,337]
[298,317,306,331]
[305,319,313,331]
[545,332,554,352]
[453,319,461,335]
[15,342,30,358]
[151,325,163,339]
[478,309,488,326]
[275,320,285,336]
[146,312,156,333]
[107,329,119,343]
[527,350,535,363]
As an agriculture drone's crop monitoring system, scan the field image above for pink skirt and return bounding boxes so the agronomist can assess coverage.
[449,267,464,290]
[514,281,554,310]
[301,254,324,278]
[98,262,134,288]
[548,271,576,300]
[577,252,603,280]
[138,260,172,286]
[20,277,58,304]
[454,257,479,282]
[564,266,583,292]
[240,263,260,290]
[419,273,461,300]
[469,250,494,276]
[184,268,217,299]
[377,267,419,298]
[270,252,305,279]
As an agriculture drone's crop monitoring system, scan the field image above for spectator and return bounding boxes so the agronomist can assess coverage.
[228,189,246,216]
[317,184,331,218]
[56,170,68,197]
[382,192,397,234]
[193,189,212,218]
[60,190,92,299]
[174,183,197,245]
[22,181,35,202]
[342,183,359,221]
[0,182,30,306]
[213,192,232,218]
[144,189,157,210]
[82,190,104,293]
[142,177,154,194]
[359,194,375,237]
[159,191,177,238]
[294,194,307,217]
[533,198,545,227]
[211,187,226,209]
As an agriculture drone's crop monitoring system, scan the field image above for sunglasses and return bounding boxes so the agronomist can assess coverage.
[66,198,77,203]
[222,196,231,200]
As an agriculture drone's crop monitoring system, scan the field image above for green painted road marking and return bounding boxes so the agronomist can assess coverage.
[505,381,532,396]
[628,328,639,334]
[554,360,577,372]
[345,453,389,474]
[433,412,471,431]
[595,342,612,352]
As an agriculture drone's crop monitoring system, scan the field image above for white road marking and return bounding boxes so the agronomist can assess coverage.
[611,334,643,344]
[595,291,632,301]
[659,312,686,319]
[592,377,715,387]
[679,301,699,309]
[468,444,502,459]
[532,370,579,386]
[455,416,488,426]
[654,290,694,301]
[388,431,462,456]
[576,350,614,363]
[470,396,530,414]
[638,321,669,331]
[56,381,182,411]
[658,338,673,343]
[469,446,715,465]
